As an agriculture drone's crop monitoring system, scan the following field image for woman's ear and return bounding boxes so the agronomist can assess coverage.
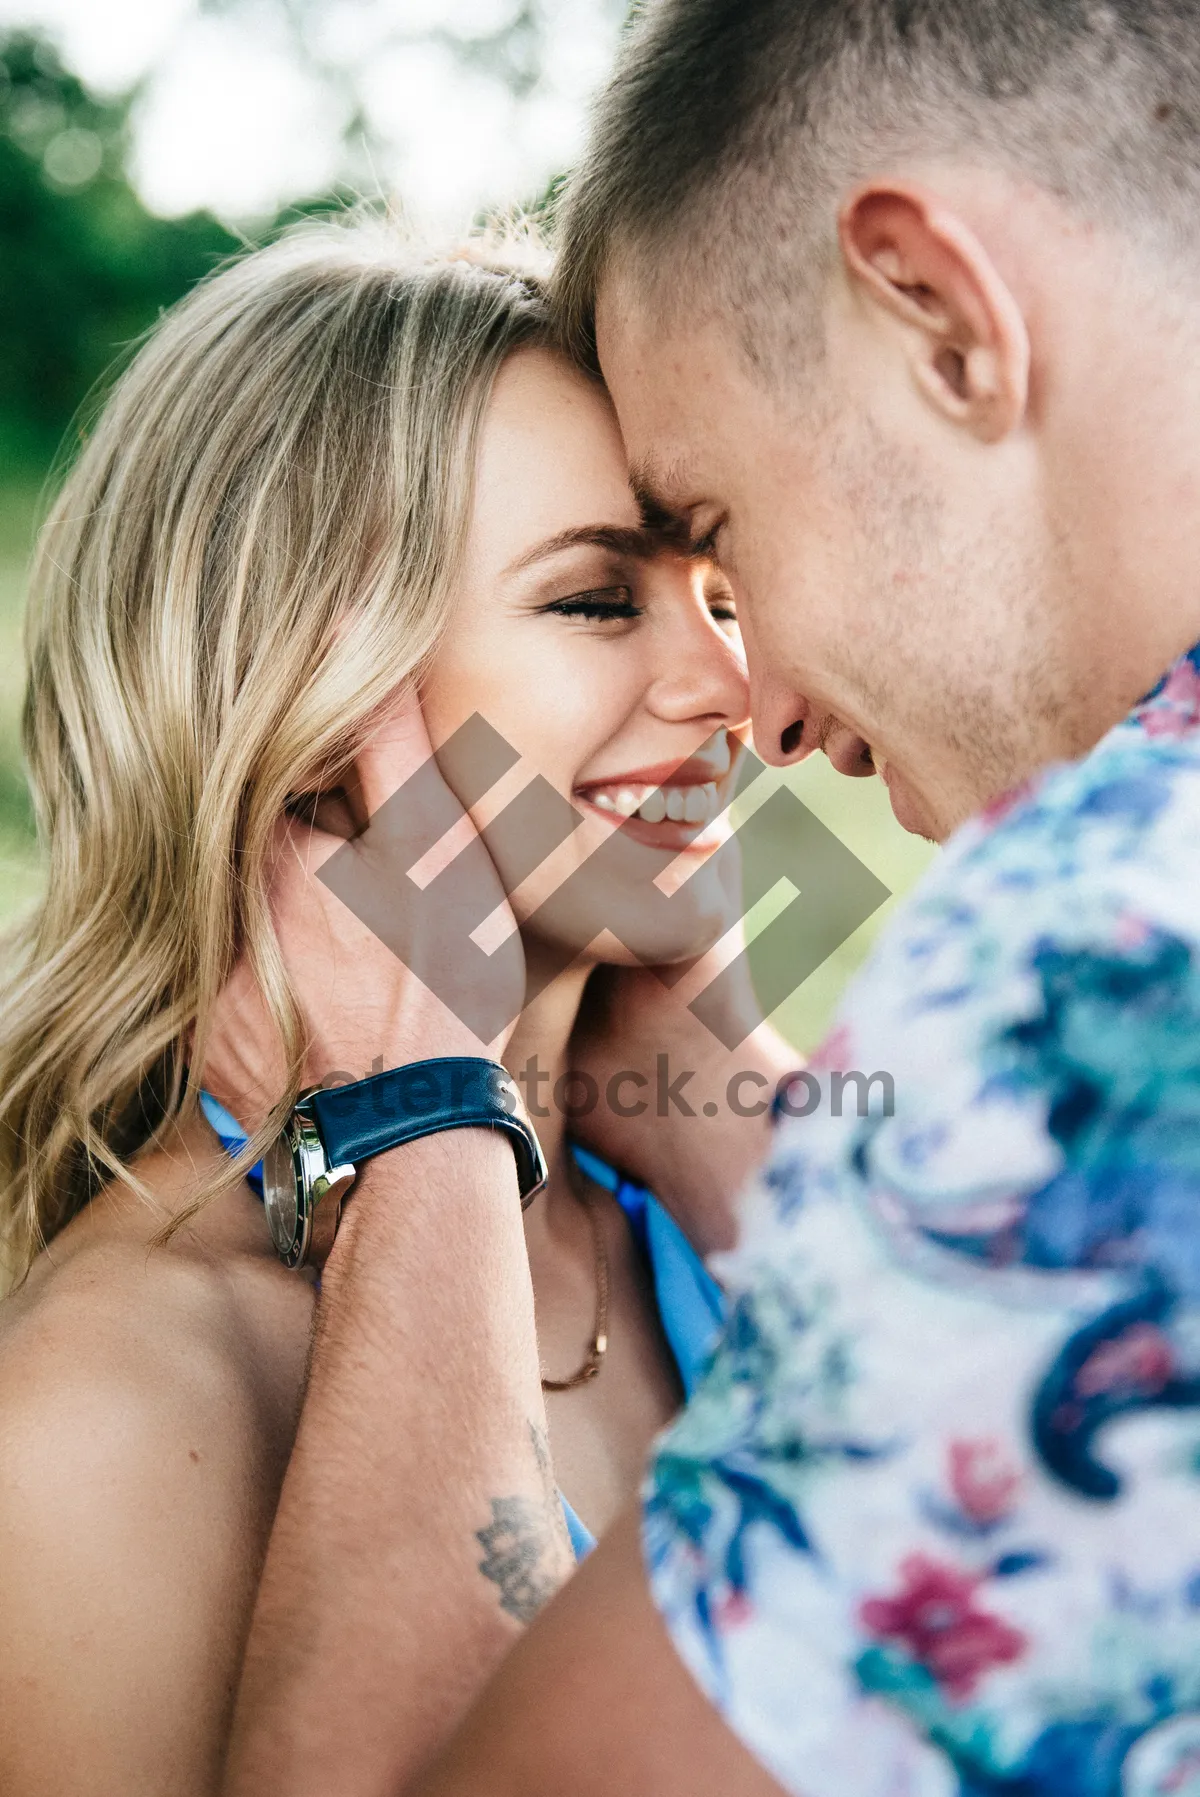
[285,783,364,841]
[838,180,1030,443]
[285,746,376,842]
[285,687,437,842]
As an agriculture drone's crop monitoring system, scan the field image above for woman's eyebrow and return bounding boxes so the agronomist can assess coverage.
[504,523,662,573]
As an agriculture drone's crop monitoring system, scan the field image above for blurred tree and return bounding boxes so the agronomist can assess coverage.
[199,0,628,205]
[0,29,241,478]
[227,0,552,103]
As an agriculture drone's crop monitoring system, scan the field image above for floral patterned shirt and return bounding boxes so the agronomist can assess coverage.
[643,645,1200,1797]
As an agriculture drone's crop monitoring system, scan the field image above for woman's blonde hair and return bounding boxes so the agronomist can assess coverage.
[0,214,554,1283]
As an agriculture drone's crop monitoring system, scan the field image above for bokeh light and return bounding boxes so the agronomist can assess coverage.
[0,0,625,225]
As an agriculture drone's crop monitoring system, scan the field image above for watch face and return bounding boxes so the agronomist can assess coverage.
[262,1129,300,1260]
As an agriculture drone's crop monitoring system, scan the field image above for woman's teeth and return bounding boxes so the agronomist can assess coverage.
[586,783,722,827]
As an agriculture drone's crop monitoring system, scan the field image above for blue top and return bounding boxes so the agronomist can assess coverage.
[199,1092,726,1559]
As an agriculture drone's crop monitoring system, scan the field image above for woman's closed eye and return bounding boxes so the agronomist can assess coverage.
[540,585,642,625]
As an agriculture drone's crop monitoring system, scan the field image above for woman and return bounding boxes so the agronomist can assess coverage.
[0,219,792,1792]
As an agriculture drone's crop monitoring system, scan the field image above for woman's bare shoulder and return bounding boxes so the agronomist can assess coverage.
[0,1169,315,1794]
[0,1166,314,1469]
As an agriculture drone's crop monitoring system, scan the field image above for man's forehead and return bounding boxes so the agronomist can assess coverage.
[629,457,704,532]
[594,263,710,394]
[595,284,710,515]
[594,262,659,354]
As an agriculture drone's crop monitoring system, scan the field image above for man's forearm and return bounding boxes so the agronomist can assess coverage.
[222,1128,569,1797]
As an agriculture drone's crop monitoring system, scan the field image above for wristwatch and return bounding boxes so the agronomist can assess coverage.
[262,1057,547,1270]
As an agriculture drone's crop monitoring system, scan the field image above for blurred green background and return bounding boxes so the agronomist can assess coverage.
[0,21,935,1051]
[0,27,242,916]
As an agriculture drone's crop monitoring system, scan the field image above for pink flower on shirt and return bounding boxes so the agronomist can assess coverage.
[947,1439,1023,1528]
[978,776,1037,830]
[715,1589,753,1629]
[1074,1323,1176,1399]
[859,1555,1028,1700]
[1140,658,1200,737]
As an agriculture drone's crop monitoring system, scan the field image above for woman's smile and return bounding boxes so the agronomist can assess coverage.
[572,742,739,854]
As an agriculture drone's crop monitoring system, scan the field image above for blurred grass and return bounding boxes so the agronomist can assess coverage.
[0,479,936,1045]
[759,754,935,1051]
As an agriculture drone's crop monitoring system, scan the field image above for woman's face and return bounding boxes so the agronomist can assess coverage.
[420,347,751,972]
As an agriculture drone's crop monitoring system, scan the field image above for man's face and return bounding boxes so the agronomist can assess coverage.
[596,269,1075,843]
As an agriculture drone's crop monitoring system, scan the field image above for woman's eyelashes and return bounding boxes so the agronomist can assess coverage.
[540,583,738,632]
[541,585,642,623]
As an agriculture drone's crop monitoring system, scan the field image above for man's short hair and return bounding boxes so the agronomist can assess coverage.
[555,0,1200,371]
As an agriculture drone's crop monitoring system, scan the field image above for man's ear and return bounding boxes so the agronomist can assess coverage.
[838,181,1030,443]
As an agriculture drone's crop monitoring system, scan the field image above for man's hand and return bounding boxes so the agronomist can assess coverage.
[565,777,795,1255]
[197,690,526,1130]
[569,952,795,1258]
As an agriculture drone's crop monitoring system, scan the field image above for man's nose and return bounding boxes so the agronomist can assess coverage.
[749,670,877,776]
[750,671,819,767]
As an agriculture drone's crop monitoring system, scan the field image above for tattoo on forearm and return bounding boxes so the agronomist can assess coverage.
[475,1423,571,1624]
[475,1495,561,1623]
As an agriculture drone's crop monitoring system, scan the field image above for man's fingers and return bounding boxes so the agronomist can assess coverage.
[356,696,522,831]
[353,685,438,819]
[232,697,530,1067]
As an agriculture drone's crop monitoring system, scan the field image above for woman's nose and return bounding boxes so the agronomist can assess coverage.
[645,596,750,729]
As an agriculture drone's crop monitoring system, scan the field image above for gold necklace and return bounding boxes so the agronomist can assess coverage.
[540,1160,609,1392]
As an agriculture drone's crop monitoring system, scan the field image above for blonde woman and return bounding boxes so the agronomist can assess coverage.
[0,220,791,1795]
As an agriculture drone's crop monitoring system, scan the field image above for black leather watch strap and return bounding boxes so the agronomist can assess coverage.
[309,1057,546,1207]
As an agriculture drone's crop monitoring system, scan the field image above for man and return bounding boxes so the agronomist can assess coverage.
[228,3,1200,1793]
